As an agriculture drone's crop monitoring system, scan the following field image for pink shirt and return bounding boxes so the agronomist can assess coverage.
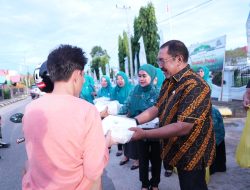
[22,94,109,190]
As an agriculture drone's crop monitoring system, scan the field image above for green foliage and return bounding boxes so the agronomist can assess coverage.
[91,57,100,80]
[234,69,240,83]
[233,68,250,87]
[132,18,141,73]
[234,77,250,87]
[135,2,160,67]
[118,35,125,71]
[117,2,159,77]
[118,32,130,73]
[226,47,247,58]
[212,71,224,86]
[90,46,110,80]
[226,47,247,64]
[90,46,107,57]
[3,88,11,99]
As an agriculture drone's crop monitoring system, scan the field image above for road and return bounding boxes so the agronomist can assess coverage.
[0,98,30,190]
[0,98,249,190]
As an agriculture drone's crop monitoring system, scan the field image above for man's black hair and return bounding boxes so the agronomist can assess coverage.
[47,44,87,82]
[160,40,189,63]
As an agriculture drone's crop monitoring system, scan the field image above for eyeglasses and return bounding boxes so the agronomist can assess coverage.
[157,57,174,65]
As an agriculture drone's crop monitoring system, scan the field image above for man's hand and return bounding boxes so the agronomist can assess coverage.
[129,127,145,141]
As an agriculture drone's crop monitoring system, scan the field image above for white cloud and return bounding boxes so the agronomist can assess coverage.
[0,0,249,71]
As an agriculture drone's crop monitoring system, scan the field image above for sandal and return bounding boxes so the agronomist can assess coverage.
[119,158,129,165]
[130,164,139,170]
[116,151,122,157]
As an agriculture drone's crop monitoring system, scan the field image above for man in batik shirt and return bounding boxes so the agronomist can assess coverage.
[130,40,215,190]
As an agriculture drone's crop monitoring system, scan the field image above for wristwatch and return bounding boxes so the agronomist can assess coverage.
[134,118,140,125]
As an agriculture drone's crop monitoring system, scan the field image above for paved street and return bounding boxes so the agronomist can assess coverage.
[0,98,29,190]
[0,97,250,190]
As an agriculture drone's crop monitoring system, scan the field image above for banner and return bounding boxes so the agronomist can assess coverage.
[189,35,226,72]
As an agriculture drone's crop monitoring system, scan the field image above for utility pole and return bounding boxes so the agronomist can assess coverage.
[116,4,134,83]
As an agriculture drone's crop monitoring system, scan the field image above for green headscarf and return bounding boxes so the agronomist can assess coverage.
[155,68,165,89]
[138,64,157,91]
[119,64,159,117]
[97,75,113,98]
[111,71,133,104]
[80,74,95,104]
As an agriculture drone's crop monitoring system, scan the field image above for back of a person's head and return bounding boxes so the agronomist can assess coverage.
[160,40,189,63]
[47,44,88,82]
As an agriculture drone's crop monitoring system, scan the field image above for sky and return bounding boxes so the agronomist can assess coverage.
[0,0,249,74]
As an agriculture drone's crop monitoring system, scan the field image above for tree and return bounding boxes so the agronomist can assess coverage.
[225,46,247,65]
[90,46,110,80]
[134,2,160,67]
[118,31,130,73]
[132,17,141,73]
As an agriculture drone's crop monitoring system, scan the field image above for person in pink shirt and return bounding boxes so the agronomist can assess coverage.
[22,45,111,190]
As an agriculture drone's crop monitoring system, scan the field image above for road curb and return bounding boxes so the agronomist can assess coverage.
[0,95,29,108]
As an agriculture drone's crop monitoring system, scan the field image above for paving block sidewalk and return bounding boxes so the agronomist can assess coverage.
[0,95,29,108]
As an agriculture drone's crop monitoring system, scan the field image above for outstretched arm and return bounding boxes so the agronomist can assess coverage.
[130,121,194,141]
[134,106,158,125]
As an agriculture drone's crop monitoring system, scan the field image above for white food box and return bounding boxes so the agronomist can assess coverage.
[94,97,121,115]
[102,115,137,144]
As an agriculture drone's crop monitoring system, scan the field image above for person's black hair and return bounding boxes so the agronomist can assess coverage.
[47,44,88,82]
[160,40,189,63]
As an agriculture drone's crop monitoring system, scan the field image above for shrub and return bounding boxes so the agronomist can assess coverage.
[3,88,11,99]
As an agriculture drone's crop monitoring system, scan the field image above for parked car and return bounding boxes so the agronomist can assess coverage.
[29,84,42,99]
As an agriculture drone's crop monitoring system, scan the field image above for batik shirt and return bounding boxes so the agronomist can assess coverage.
[156,65,215,170]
